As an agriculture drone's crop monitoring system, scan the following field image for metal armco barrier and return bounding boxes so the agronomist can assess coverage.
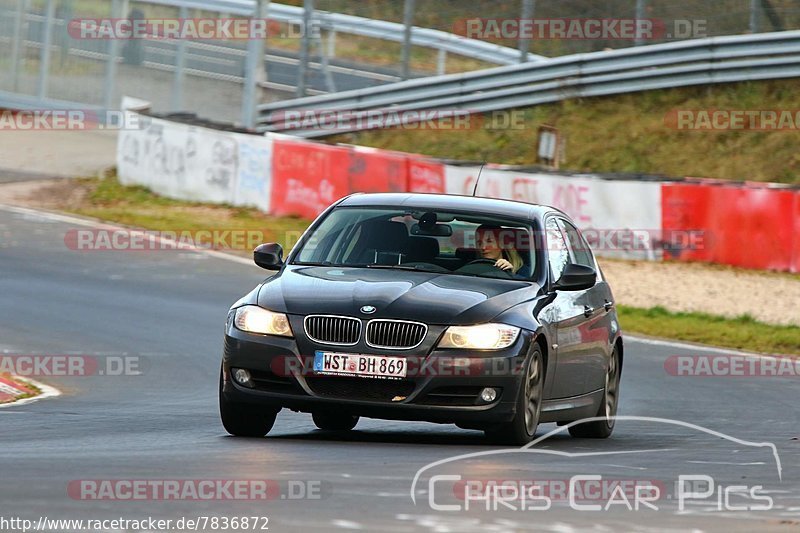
[257,30,800,136]
[0,0,540,126]
[266,3,543,65]
[142,0,540,65]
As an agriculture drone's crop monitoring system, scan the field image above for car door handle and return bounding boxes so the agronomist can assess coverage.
[604,300,613,312]
[583,305,595,317]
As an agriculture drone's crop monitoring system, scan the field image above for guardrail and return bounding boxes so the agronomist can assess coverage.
[257,31,800,136]
[0,0,541,126]
[0,9,398,93]
[142,0,542,66]
[266,4,543,66]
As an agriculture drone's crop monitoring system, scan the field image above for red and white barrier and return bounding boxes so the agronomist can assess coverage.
[663,182,799,271]
[0,375,35,404]
[408,158,446,193]
[793,192,800,273]
[269,139,441,218]
[116,110,799,272]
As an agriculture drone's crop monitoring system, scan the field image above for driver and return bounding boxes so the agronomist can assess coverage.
[475,224,528,276]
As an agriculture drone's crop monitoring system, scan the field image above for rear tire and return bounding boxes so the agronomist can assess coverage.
[219,369,279,437]
[312,410,359,431]
[484,346,543,445]
[568,345,621,439]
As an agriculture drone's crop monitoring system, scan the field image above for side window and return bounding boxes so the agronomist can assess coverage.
[558,219,595,268]
[545,218,569,282]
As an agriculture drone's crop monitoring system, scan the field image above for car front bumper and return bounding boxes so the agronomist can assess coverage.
[221,323,535,425]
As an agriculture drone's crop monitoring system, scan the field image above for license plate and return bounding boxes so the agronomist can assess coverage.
[313,351,407,379]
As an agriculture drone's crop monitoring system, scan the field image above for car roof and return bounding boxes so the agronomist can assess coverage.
[337,193,560,221]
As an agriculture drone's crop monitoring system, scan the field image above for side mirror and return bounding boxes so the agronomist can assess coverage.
[553,263,596,291]
[254,243,283,270]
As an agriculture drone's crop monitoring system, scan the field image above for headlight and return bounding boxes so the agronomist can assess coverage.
[234,306,293,337]
[437,323,520,350]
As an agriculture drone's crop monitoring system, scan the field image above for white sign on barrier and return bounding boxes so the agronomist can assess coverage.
[117,112,273,212]
[444,165,662,259]
[117,116,237,203]
[234,135,273,213]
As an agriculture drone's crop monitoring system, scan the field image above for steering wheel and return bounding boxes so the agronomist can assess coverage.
[402,262,448,272]
[461,258,514,278]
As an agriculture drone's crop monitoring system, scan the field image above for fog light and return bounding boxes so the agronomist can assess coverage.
[233,368,253,388]
[480,387,498,403]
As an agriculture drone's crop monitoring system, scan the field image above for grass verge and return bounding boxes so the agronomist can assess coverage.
[335,79,800,184]
[618,305,800,355]
[66,175,312,253]
[53,176,799,355]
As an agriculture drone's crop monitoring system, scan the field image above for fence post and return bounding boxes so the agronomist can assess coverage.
[749,0,760,33]
[401,0,415,80]
[518,0,534,62]
[243,0,267,127]
[297,0,313,96]
[315,14,336,92]
[10,0,25,92]
[327,29,336,58]
[634,0,646,46]
[36,0,56,100]
[104,0,122,111]
[437,48,446,75]
[170,5,188,110]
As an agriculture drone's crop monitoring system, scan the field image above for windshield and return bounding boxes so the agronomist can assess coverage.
[293,207,539,280]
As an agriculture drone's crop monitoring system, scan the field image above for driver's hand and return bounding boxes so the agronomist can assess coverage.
[495,259,513,271]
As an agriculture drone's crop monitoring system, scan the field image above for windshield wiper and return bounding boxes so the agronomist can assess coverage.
[364,264,422,271]
[294,262,421,270]
[293,261,334,266]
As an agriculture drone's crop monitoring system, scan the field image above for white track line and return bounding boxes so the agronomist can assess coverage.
[625,335,763,356]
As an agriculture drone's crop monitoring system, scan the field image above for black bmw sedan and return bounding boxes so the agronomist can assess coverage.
[220,193,623,444]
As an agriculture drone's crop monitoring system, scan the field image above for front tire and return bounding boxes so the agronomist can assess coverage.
[484,346,543,445]
[568,344,621,439]
[312,410,359,431]
[219,369,279,437]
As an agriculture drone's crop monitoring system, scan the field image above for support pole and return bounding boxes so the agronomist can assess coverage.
[36,0,56,100]
[400,0,415,80]
[296,0,313,97]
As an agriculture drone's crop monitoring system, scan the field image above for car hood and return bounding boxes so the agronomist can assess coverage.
[257,266,540,325]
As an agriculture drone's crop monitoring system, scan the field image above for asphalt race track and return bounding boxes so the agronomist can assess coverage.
[1,205,798,532]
